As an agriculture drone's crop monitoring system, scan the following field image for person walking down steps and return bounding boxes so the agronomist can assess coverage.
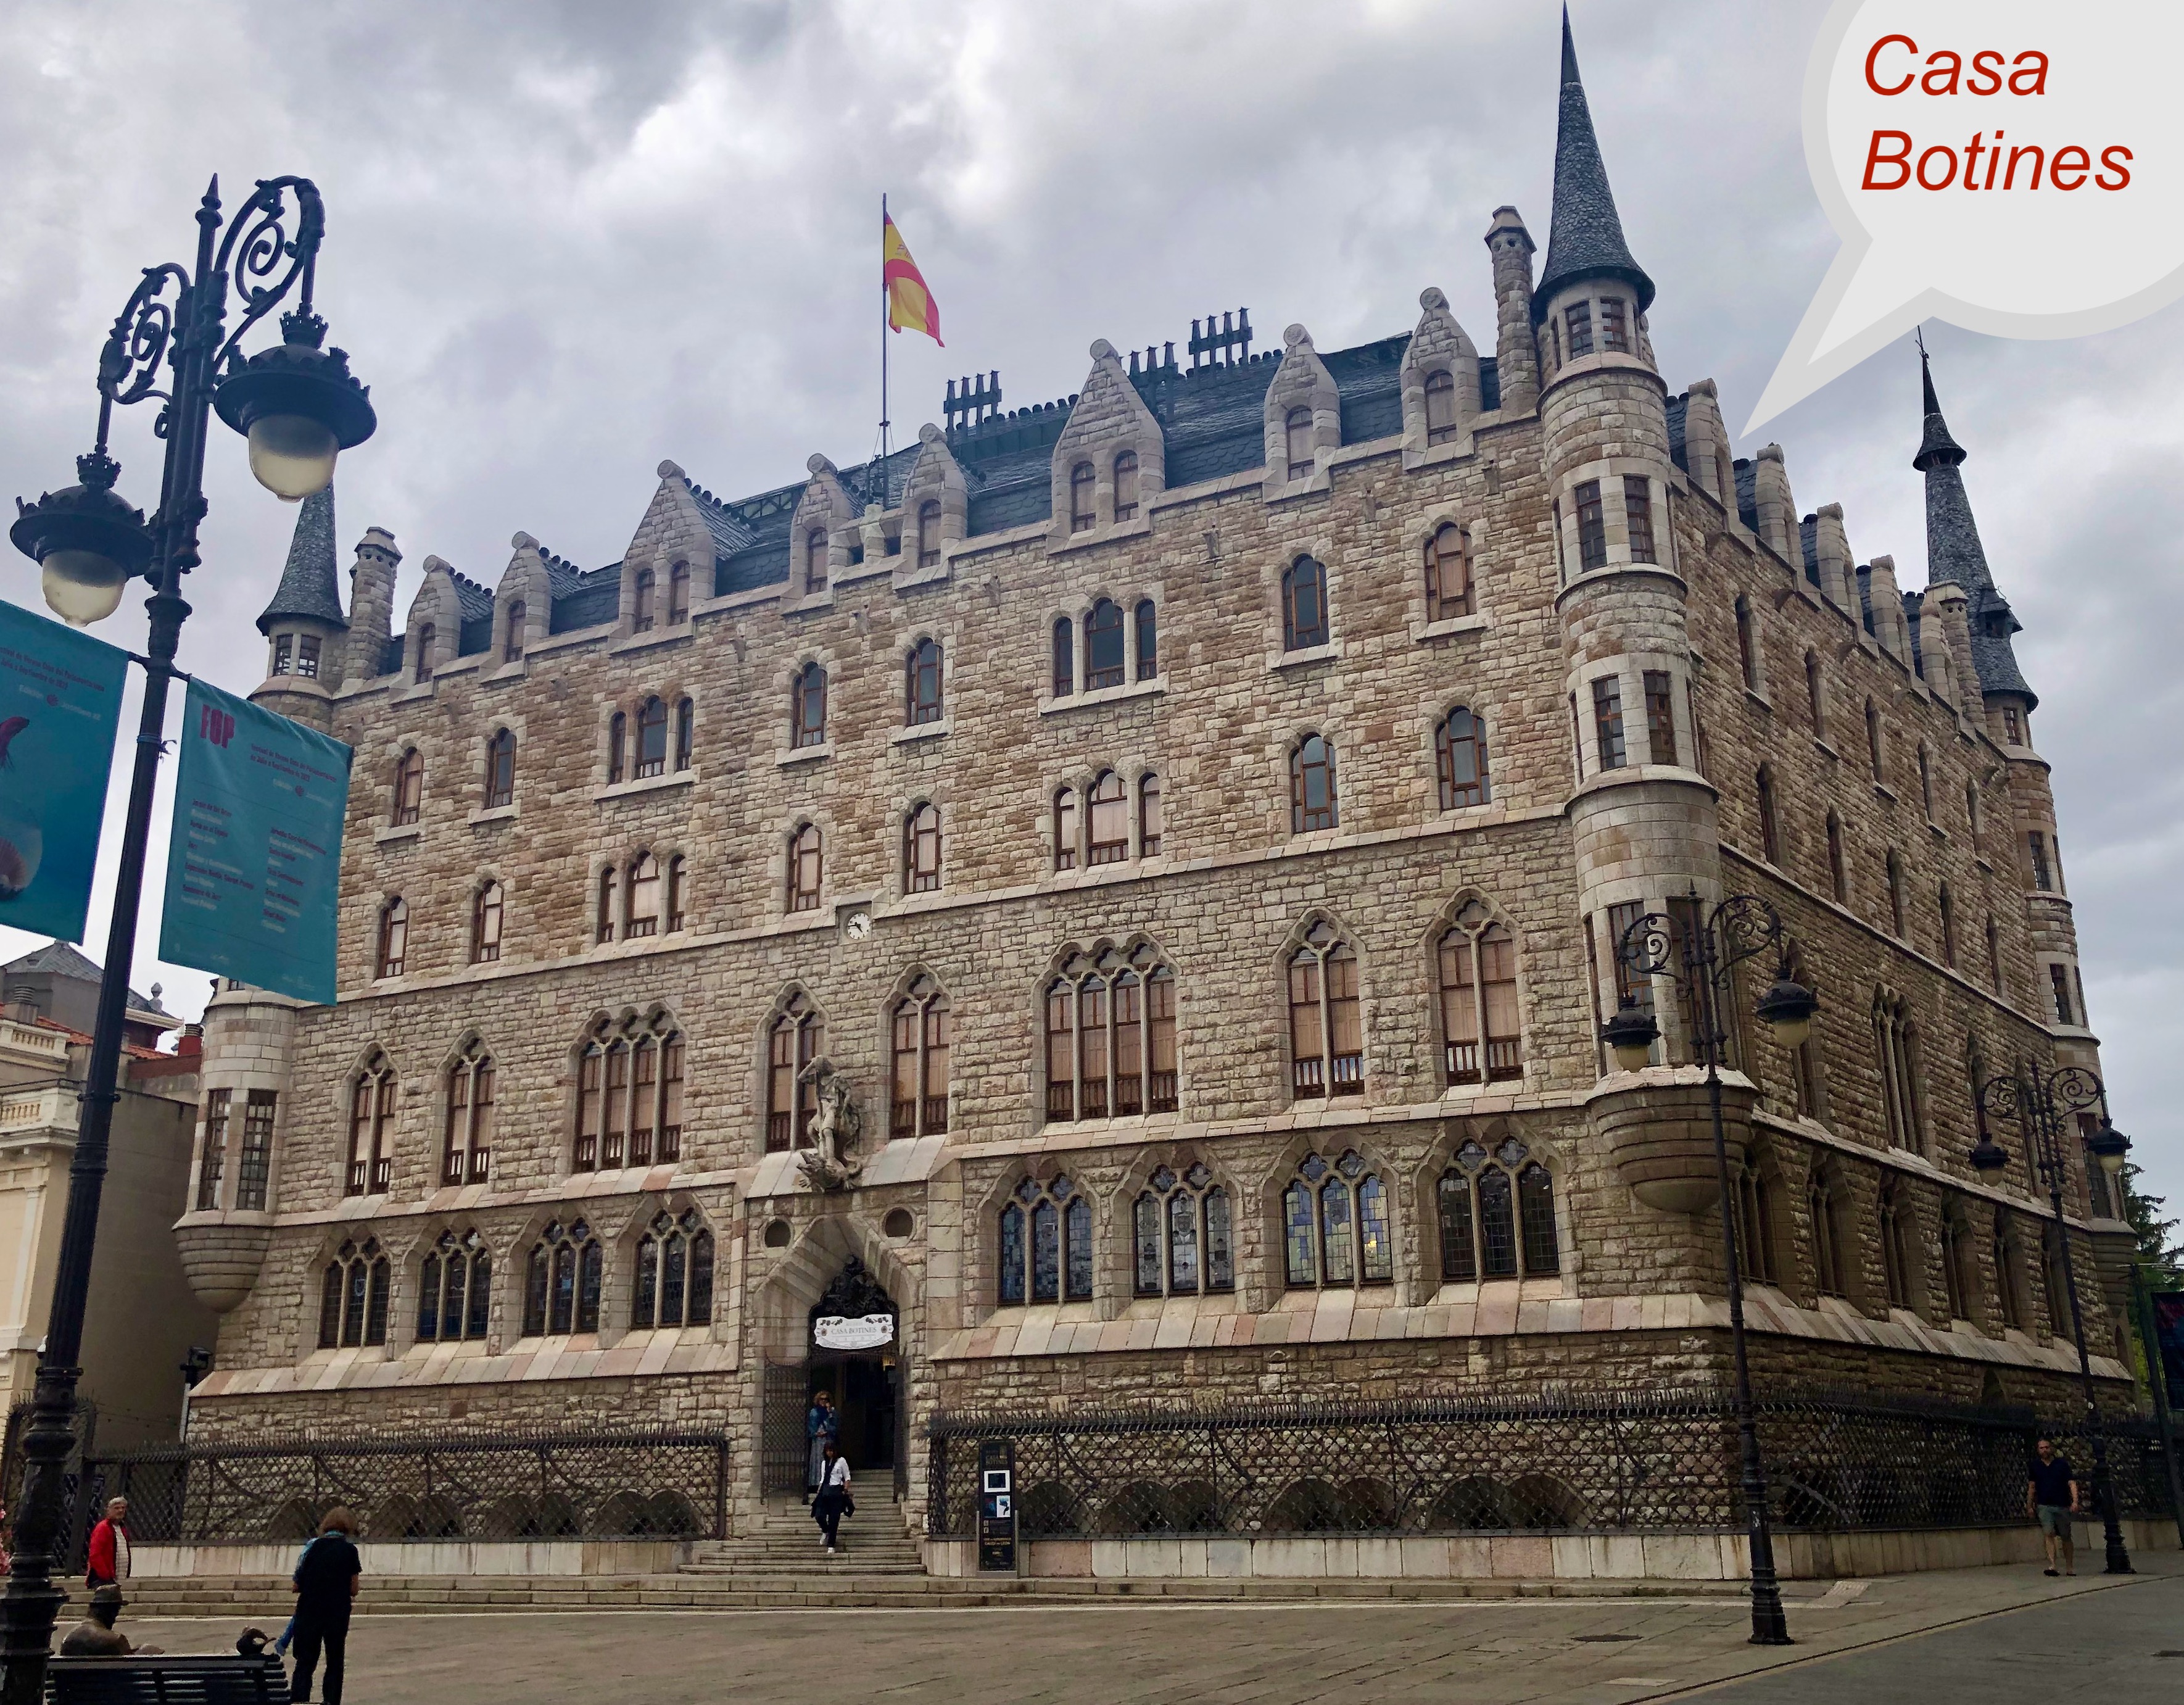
[805,1389,838,1503]
[812,1442,853,1555]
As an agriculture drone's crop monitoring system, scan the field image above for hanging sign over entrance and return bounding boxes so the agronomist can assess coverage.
[814,1312,895,1352]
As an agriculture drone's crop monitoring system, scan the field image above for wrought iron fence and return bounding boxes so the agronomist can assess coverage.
[31,1429,729,1568]
[927,1390,2177,1539]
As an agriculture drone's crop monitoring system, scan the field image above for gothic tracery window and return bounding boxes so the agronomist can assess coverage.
[890,976,951,1139]
[766,993,824,1152]
[523,1218,602,1337]
[1437,903,1522,1084]
[1283,1150,1392,1289]
[631,1209,714,1330]
[998,1175,1093,1305]
[1437,1137,1558,1281]
[1288,922,1362,1098]
[1044,945,1178,1122]
[574,1011,685,1171]
[318,1238,390,1350]
[416,1229,491,1344]
[1133,1163,1233,1297]
[442,1037,495,1187]
[346,1052,396,1196]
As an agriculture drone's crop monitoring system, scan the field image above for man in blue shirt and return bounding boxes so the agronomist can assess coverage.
[2026,1436,2079,1577]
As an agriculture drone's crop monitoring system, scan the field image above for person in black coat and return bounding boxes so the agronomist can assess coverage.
[287,1507,362,1705]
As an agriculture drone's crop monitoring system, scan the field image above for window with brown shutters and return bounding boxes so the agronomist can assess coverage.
[1291,734,1337,831]
[1438,903,1523,1085]
[766,994,824,1152]
[631,568,655,633]
[890,976,951,1139]
[1425,523,1473,621]
[917,499,941,568]
[1423,369,1459,444]
[1643,671,1677,766]
[1070,462,1096,531]
[484,729,515,808]
[1112,450,1139,521]
[1284,406,1313,479]
[346,1054,396,1195]
[1087,771,1128,865]
[1436,705,1489,809]
[791,663,827,749]
[1564,300,1594,357]
[376,898,408,978]
[1282,557,1329,650]
[906,638,943,724]
[786,824,823,912]
[392,749,423,826]
[805,528,829,594]
[904,803,941,894]
[1574,480,1607,571]
[1623,476,1655,563]
[442,1038,494,1186]
[471,881,503,963]
[668,560,690,623]
[1288,922,1362,1099]
[1043,945,1178,1122]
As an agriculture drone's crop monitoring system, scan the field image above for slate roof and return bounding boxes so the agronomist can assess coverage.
[1534,10,1655,321]
[1664,392,1688,473]
[1912,351,2034,706]
[1,940,161,1013]
[449,566,497,657]
[256,486,347,634]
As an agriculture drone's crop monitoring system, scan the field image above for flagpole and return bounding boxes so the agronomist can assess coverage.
[879,193,891,471]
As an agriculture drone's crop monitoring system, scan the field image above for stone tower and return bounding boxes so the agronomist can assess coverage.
[251,486,347,734]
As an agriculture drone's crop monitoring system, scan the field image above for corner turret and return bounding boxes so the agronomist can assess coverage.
[251,486,347,731]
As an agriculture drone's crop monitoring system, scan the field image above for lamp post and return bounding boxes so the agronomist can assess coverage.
[1967,1061,2134,1574]
[1602,889,1817,1648]
[2,176,371,1704]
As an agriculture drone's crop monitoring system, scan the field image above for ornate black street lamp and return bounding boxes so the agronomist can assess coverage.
[1603,889,1816,1647]
[1968,1061,2134,1574]
[2,176,372,1704]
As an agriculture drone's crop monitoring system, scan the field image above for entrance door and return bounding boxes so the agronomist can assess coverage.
[809,1356,899,1496]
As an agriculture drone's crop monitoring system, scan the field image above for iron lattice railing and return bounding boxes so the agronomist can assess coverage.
[926,1390,2177,1539]
[42,1429,729,1567]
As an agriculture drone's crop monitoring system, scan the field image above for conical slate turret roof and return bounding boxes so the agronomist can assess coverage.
[1533,9,1655,323]
[1915,349,2033,706]
[255,484,347,634]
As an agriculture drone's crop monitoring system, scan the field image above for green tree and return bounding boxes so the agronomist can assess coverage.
[2122,1161,2183,1282]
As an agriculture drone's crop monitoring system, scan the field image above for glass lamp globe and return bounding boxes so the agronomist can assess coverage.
[41,547,131,626]
[246,413,340,502]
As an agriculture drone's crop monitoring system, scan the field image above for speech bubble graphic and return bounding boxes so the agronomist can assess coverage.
[1747,0,2184,433]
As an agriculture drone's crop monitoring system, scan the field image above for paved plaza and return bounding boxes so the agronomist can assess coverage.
[122,1557,2183,1704]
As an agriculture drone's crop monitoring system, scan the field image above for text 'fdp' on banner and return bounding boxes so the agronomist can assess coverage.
[0,598,128,944]
[160,678,352,1005]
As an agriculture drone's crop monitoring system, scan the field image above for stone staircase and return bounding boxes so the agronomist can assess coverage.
[677,1498,926,1575]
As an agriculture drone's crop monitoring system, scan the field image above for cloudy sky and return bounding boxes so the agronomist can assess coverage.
[2,1,2178,1212]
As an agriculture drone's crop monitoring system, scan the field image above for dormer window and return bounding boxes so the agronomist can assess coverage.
[632,567,655,633]
[1600,297,1629,353]
[503,602,525,663]
[668,561,690,623]
[1112,450,1139,522]
[1564,301,1594,359]
[1069,463,1095,533]
[1284,407,1313,480]
[917,499,941,568]
[1424,370,1459,444]
[805,529,829,595]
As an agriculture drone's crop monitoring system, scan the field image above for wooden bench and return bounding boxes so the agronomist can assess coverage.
[47,1654,287,1704]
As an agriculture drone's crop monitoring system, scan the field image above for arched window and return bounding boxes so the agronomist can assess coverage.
[890,976,951,1138]
[1290,734,1337,832]
[1985,915,2003,995]
[666,856,687,934]
[1826,812,1848,903]
[1435,706,1489,810]
[1885,849,1907,938]
[1939,883,1958,968]
[1917,744,1936,822]
[317,1238,389,1350]
[766,993,824,1152]
[1051,616,1073,697]
[376,897,408,979]
[1134,599,1157,681]
[1804,652,1826,739]
[1873,991,1925,1153]
[1940,1205,1972,1321]
[484,729,516,809]
[1086,771,1128,865]
[674,697,694,771]
[1879,1180,1915,1311]
[668,560,690,624]
[1423,368,1458,443]
[393,748,423,826]
[346,1052,396,1196]
[523,1218,602,1337]
[1069,462,1096,533]
[503,601,526,663]
[1438,903,1522,1084]
[471,881,503,965]
[1051,787,1078,873]
[791,663,827,749]
[904,803,941,894]
[635,697,669,778]
[626,852,661,937]
[1282,1150,1392,1288]
[593,864,618,944]
[1965,780,1982,851]
[1284,406,1314,480]
[1782,945,1821,1120]
[442,1037,494,1187]
[632,1209,713,1330]
[1809,1172,1848,1298]
[1993,1211,2025,1329]
[416,1229,491,1344]
[413,623,436,683]
[1734,1153,1778,1284]
[1756,766,1781,864]
[906,638,943,725]
[1044,945,1178,1121]
[917,498,942,568]
[786,823,823,913]
[574,1011,684,1171]
[997,1175,1093,1305]
[1288,921,1362,1098]
[1112,450,1140,522]
[805,528,829,594]
[2043,1228,2074,1342]
[1425,523,1472,621]
[607,712,627,785]
[631,568,655,633]
[1085,599,1125,689]
[1133,1164,1233,1297]
[1438,1135,1558,1280]
[1865,699,1886,783]
[1734,596,1759,691]
[1282,557,1329,651]
[1137,773,1162,857]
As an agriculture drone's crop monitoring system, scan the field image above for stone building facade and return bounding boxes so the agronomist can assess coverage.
[176,22,2136,1536]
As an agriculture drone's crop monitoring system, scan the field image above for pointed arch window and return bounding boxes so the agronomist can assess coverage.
[1291,734,1337,832]
[906,638,943,725]
[1134,599,1157,681]
[1085,599,1125,689]
[1865,699,1886,783]
[786,823,822,913]
[805,528,829,594]
[346,1052,396,1196]
[393,748,423,826]
[441,1037,494,1186]
[1051,787,1078,872]
[1940,1206,1974,1321]
[1886,849,1907,938]
[890,976,951,1138]
[1804,652,1827,738]
[1051,616,1073,697]
[1940,884,1959,969]
[998,1175,1093,1305]
[503,601,526,663]
[1826,813,1848,903]
[1810,1171,1849,1298]
[1734,1153,1778,1285]
[1284,406,1314,480]
[626,852,661,937]
[1874,991,1925,1153]
[1283,1150,1392,1288]
[1138,773,1162,857]
[1069,462,1096,532]
[1044,947,1177,1122]
[1133,1163,1233,1296]
[766,993,824,1152]
[1918,744,1936,821]
[416,1230,491,1344]
[667,560,690,623]
[1438,1136,1558,1280]
[484,728,516,809]
[1965,780,1982,850]
[413,623,436,683]
[377,897,408,979]
[632,1209,713,1330]
[1435,706,1489,810]
[904,803,941,894]
[1112,450,1140,522]
[1086,771,1128,865]
[1423,369,1459,444]
[523,1219,602,1337]
[1282,557,1328,650]
[1288,921,1363,1098]
[917,499,942,568]
[1879,1180,1914,1310]
[607,711,627,784]
[1734,596,1760,691]
[1425,523,1472,621]
[318,1238,389,1350]
[635,697,669,778]
[791,663,828,749]
[471,881,503,964]
[574,1011,684,1171]
[1985,916,2004,995]
[1438,904,1522,1084]
[2043,1228,2074,1342]
[1993,1211,2025,1329]
[1756,766,1782,864]
[631,568,655,633]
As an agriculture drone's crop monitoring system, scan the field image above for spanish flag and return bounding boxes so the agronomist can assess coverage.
[883,210,943,346]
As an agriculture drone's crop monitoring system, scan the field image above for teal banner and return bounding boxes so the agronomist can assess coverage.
[160,678,352,1005]
[0,598,129,943]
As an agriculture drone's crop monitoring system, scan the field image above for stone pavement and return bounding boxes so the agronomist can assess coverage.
[122,1555,2182,1704]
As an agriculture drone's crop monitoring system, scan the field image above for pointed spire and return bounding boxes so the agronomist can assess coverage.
[1914,349,2033,706]
[1533,8,1655,323]
[255,484,349,634]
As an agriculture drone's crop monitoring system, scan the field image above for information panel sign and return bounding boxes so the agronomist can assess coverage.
[977,1438,1016,1573]
[160,678,352,1004]
[0,599,128,943]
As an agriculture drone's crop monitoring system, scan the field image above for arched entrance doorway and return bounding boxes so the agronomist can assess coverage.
[762,1256,906,1500]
